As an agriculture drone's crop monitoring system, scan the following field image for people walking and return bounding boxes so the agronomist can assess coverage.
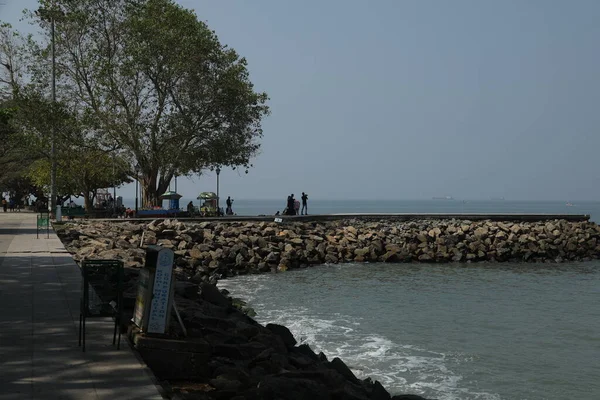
[301,192,308,215]
[2,197,7,213]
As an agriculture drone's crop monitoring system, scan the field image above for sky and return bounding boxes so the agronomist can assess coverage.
[2,0,600,201]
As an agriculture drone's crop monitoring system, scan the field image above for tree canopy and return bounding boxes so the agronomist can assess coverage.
[26,0,269,206]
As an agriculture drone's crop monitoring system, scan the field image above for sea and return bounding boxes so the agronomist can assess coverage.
[203,200,600,400]
[218,262,600,400]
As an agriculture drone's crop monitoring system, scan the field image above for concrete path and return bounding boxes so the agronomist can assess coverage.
[0,213,165,400]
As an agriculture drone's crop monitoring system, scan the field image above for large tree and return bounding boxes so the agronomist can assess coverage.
[28,0,269,206]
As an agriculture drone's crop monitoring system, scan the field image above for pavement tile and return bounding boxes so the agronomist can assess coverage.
[0,213,163,400]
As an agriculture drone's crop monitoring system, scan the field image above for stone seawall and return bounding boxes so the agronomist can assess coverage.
[57,218,600,284]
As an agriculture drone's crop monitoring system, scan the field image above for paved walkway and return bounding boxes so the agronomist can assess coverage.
[0,213,164,400]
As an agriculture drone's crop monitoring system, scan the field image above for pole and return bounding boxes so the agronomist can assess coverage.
[49,16,57,214]
[135,177,138,214]
[216,168,220,215]
[112,157,116,216]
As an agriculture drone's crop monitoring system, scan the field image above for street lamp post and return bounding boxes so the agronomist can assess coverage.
[135,166,139,215]
[37,6,62,215]
[49,12,57,213]
[112,156,116,216]
[216,167,221,216]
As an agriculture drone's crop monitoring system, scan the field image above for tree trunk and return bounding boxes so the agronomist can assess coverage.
[83,191,93,211]
[141,170,174,208]
[141,172,159,207]
[157,172,173,203]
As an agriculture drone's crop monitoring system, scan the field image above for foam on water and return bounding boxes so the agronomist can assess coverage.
[218,276,500,400]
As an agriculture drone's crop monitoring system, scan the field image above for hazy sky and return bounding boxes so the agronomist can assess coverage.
[2,0,600,201]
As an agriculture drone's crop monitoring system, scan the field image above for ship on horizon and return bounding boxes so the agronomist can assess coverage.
[432,196,454,200]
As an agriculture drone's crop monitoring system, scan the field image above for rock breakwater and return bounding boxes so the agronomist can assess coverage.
[58,218,600,284]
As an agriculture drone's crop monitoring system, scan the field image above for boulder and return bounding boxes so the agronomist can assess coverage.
[200,283,230,308]
[257,376,330,400]
[266,323,297,349]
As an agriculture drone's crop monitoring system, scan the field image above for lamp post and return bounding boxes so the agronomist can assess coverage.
[37,7,59,213]
[135,165,139,215]
[112,156,116,216]
[215,167,221,216]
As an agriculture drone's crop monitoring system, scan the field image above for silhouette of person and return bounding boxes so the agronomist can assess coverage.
[287,194,296,215]
[226,196,233,215]
[301,192,308,215]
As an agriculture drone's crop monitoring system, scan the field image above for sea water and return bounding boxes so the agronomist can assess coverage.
[218,262,600,400]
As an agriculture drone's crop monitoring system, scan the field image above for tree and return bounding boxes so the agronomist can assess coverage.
[1,20,131,205]
[27,0,269,206]
[27,149,132,210]
[0,102,30,189]
[0,24,29,185]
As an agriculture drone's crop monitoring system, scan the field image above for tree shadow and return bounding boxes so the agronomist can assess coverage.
[0,254,165,399]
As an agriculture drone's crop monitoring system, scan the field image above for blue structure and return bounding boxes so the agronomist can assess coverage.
[160,191,182,210]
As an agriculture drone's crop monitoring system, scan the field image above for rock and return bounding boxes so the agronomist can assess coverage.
[200,283,230,308]
[209,376,243,391]
[265,252,280,263]
[327,357,359,384]
[257,376,330,400]
[381,251,399,262]
[175,281,199,300]
[370,380,391,400]
[353,247,369,257]
[474,227,488,238]
[189,247,204,259]
[428,227,441,237]
[266,323,297,349]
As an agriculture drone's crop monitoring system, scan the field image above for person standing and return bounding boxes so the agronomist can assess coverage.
[226,196,234,215]
[294,198,300,215]
[287,194,295,215]
[2,198,7,213]
[301,192,308,215]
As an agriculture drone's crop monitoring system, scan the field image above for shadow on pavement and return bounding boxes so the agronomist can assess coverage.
[0,254,164,400]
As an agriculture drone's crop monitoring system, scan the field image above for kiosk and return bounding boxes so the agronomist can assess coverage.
[160,190,183,210]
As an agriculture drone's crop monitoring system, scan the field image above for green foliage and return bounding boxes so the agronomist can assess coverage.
[24,0,270,205]
[0,102,30,187]
[27,148,132,209]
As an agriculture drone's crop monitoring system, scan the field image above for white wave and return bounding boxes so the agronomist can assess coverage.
[217,276,501,400]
